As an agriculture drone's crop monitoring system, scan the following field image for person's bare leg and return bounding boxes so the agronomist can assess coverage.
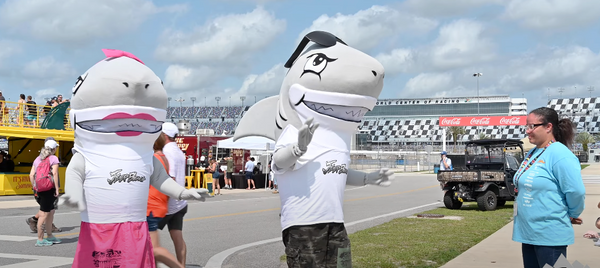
[169,230,187,266]
[215,179,221,194]
[251,179,256,189]
[150,231,182,268]
[36,211,46,241]
[45,210,54,238]
[246,179,251,190]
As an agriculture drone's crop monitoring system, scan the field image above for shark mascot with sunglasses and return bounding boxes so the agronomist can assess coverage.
[234,31,393,267]
[60,49,208,268]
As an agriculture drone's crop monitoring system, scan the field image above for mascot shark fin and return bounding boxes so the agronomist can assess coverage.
[233,95,279,141]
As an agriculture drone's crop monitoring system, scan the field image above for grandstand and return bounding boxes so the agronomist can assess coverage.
[359,95,528,145]
[166,96,600,151]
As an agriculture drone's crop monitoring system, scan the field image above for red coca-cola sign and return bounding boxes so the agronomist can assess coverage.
[439,116,526,126]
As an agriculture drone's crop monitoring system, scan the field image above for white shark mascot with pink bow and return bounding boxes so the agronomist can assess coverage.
[61,49,208,268]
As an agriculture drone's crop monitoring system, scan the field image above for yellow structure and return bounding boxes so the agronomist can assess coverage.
[0,100,73,196]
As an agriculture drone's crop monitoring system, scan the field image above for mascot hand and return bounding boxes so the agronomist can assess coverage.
[59,193,86,211]
[179,188,210,202]
[297,117,319,154]
[366,168,394,187]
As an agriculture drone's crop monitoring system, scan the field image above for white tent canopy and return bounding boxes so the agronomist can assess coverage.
[217,136,276,151]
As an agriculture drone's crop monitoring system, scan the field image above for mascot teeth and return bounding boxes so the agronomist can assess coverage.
[303,100,369,122]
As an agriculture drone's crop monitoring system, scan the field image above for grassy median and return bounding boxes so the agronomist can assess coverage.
[349,202,514,268]
[280,203,514,267]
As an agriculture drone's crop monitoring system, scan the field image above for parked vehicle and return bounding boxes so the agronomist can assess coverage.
[437,139,525,211]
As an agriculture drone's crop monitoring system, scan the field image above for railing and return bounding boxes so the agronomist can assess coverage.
[0,100,71,130]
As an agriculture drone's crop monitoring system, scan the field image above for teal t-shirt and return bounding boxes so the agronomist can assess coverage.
[512,142,586,246]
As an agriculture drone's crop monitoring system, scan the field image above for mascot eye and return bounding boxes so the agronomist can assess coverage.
[302,53,337,79]
[72,73,88,95]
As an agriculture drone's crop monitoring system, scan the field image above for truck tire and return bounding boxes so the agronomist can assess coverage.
[444,191,462,209]
[477,190,497,211]
[497,200,506,207]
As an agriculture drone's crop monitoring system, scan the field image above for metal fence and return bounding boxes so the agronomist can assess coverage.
[350,150,448,172]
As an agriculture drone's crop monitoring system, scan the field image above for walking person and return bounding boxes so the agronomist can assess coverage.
[26,137,62,234]
[512,107,586,268]
[29,139,62,246]
[148,133,183,268]
[245,157,256,190]
[157,122,189,267]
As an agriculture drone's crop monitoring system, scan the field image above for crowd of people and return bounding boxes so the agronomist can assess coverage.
[0,91,69,127]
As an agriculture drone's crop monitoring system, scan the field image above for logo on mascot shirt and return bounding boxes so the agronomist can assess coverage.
[322,160,348,175]
[107,169,147,185]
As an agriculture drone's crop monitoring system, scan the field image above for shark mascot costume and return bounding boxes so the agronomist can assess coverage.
[234,31,393,267]
[61,49,208,268]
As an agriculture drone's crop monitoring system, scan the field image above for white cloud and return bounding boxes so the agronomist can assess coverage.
[155,7,286,66]
[163,65,221,93]
[235,63,285,97]
[0,0,186,45]
[298,5,438,52]
[402,73,460,97]
[501,0,600,31]
[496,46,600,93]
[430,19,496,69]
[34,88,62,102]
[21,56,76,87]
[376,19,496,75]
[400,0,503,18]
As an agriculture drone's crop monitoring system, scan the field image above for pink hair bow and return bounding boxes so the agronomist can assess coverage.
[102,49,145,65]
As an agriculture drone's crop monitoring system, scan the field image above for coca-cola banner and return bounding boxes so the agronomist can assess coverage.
[439,116,526,127]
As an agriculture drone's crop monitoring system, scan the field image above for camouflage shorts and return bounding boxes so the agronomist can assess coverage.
[282,222,352,268]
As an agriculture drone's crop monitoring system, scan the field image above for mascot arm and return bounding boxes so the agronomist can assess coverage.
[62,153,87,211]
[150,158,208,201]
[347,168,394,187]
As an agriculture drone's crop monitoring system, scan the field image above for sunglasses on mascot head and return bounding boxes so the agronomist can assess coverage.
[284,31,347,68]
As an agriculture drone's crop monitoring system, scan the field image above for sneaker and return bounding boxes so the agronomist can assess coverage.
[26,217,38,232]
[46,236,62,244]
[35,239,53,247]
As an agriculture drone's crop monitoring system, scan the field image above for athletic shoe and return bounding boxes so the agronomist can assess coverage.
[35,239,53,247]
[26,217,38,232]
[46,236,62,244]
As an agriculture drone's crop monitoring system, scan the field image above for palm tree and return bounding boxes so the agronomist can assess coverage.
[575,132,595,153]
[478,132,490,140]
[448,126,465,152]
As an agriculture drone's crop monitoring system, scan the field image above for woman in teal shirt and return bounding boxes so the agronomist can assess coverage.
[512,107,586,268]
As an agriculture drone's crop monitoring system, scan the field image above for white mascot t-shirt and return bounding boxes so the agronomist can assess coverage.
[273,124,351,231]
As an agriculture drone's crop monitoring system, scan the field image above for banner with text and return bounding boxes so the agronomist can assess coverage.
[439,116,526,127]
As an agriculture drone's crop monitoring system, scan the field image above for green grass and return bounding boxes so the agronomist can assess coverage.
[279,203,514,268]
[581,164,590,170]
[350,203,514,268]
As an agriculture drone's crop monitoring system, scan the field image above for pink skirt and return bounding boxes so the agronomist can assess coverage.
[73,221,155,268]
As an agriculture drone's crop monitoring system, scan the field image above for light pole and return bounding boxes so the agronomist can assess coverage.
[240,96,246,107]
[215,97,221,107]
[168,97,172,108]
[558,87,565,98]
[229,96,231,107]
[175,97,185,118]
[588,86,595,98]
[190,97,196,118]
[473,73,482,116]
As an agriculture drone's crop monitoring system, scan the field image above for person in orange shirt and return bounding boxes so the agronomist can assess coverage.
[148,134,183,268]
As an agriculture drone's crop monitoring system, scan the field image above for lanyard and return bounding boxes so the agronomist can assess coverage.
[514,140,554,189]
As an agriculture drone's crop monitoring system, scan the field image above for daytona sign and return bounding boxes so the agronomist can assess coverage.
[439,116,526,126]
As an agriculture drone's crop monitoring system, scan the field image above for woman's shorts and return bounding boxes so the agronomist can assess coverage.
[147,212,163,232]
[27,114,37,121]
[37,188,57,212]
[158,205,188,231]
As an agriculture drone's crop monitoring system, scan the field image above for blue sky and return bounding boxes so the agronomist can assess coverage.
[0,0,599,110]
